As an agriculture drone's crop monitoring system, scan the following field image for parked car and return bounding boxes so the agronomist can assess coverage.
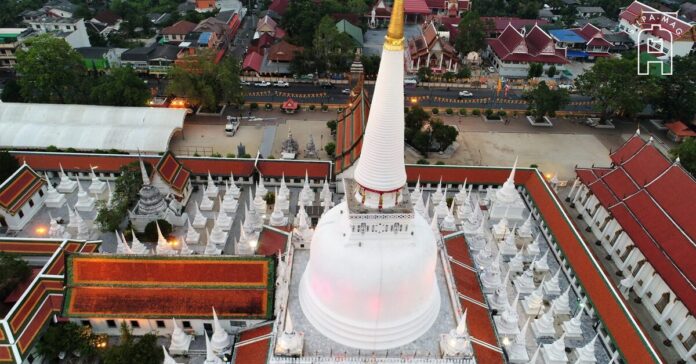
[254,81,271,87]
[341,88,351,94]
[275,81,290,87]
[558,84,575,91]
[240,80,251,86]
[458,90,474,97]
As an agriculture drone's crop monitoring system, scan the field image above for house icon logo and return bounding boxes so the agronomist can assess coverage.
[636,12,674,75]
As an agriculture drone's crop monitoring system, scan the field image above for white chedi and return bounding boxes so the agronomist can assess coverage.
[67,205,80,230]
[74,181,96,212]
[278,173,290,202]
[210,307,230,354]
[522,277,546,315]
[204,229,222,255]
[162,346,181,364]
[227,173,241,199]
[480,252,502,294]
[275,186,290,212]
[574,334,598,363]
[256,178,268,197]
[499,226,519,256]
[440,201,457,231]
[221,182,239,214]
[88,167,107,195]
[168,318,192,354]
[44,173,67,208]
[200,188,214,211]
[562,306,584,339]
[431,178,444,206]
[192,201,208,229]
[514,266,537,294]
[48,213,67,239]
[492,216,509,240]
[56,164,77,193]
[495,293,521,336]
[542,333,569,363]
[129,230,149,254]
[204,333,223,364]
[319,178,331,201]
[508,317,531,363]
[474,245,495,269]
[270,189,288,227]
[533,250,550,272]
[208,221,228,247]
[293,206,313,245]
[253,187,267,216]
[517,214,534,239]
[430,214,440,237]
[544,268,563,296]
[185,218,200,244]
[205,172,219,197]
[115,231,132,254]
[274,313,304,356]
[440,309,474,359]
[299,171,315,206]
[487,269,510,311]
[155,221,177,256]
[413,193,427,219]
[410,177,422,206]
[508,251,524,273]
[214,206,233,231]
[527,233,542,257]
[179,238,193,255]
[453,179,468,205]
[489,157,526,221]
[553,287,572,315]
[75,210,91,240]
[467,221,487,252]
[532,302,557,339]
[435,187,449,218]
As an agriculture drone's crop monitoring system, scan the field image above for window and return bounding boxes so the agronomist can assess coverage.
[229,321,246,327]
[81,320,91,327]
[156,320,166,328]
[18,210,24,218]
[107,320,117,328]
[203,323,213,332]
[38,189,44,197]
[27,354,35,364]
[182,321,192,329]
[28,199,34,208]
[130,320,140,328]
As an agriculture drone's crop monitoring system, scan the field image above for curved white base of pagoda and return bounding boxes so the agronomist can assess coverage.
[299,202,441,350]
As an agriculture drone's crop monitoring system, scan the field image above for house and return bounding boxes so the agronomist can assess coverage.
[407,21,459,73]
[267,40,303,63]
[215,10,242,39]
[484,24,568,78]
[549,23,612,60]
[619,0,696,58]
[665,121,696,142]
[572,133,696,364]
[0,163,46,231]
[538,7,560,21]
[575,16,618,30]
[195,0,216,13]
[194,17,231,49]
[120,44,179,75]
[76,47,124,71]
[404,0,431,23]
[242,51,263,74]
[576,6,605,18]
[367,0,392,29]
[480,17,550,38]
[147,13,172,26]
[336,19,364,48]
[161,20,197,43]
[0,28,34,70]
[22,16,91,48]
[602,31,634,52]
[256,15,284,38]
[424,0,471,17]
[89,10,122,36]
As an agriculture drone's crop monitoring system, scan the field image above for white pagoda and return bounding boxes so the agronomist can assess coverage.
[489,157,526,222]
[298,2,441,350]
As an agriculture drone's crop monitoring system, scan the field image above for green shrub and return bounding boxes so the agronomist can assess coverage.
[321,104,328,111]
[416,159,429,165]
[263,191,275,205]
[193,152,200,157]
[264,103,272,110]
[250,102,259,110]
[46,145,59,152]
[445,108,453,115]
[226,153,236,158]
[485,109,494,117]
[498,110,507,117]
[525,110,532,116]
[436,161,446,165]
[143,219,172,243]
[459,108,467,115]
[309,105,316,111]
[432,108,439,115]
[530,164,539,169]
[211,152,222,158]
[472,109,481,116]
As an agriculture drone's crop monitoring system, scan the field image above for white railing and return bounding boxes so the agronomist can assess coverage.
[269,356,474,364]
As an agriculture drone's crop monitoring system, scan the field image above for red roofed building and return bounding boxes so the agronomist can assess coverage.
[618,0,696,58]
[481,17,550,38]
[242,51,263,74]
[0,163,46,231]
[665,121,696,142]
[572,132,696,363]
[281,98,299,114]
[161,20,197,43]
[484,23,568,78]
[367,0,392,29]
[152,151,192,205]
[268,0,289,16]
[425,0,470,17]
[335,56,371,176]
[267,40,303,63]
[63,254,274,336]
[407,21,459,73]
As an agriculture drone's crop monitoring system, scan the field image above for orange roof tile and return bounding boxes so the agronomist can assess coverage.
[155,151,191,195]
[0,164,44,215]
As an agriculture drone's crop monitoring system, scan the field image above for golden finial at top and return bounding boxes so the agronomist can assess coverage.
[384,0,404,51]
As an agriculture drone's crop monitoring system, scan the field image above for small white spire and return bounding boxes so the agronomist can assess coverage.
[139,153,150,186]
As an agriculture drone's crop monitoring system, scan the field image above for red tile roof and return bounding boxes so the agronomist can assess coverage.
[335,83,371,174]
[488,24,568,64]
[268,0,289,15]
[233,323,273,364]
[610,134,646,164]
[63,255,274,319]
[256,226,290,256]
[0,164,45,215]
[619,1,695,41]
[257,160,331,179]
[268,41,303,62]
[162,20,197,35]
[93,10,121,26]
[404,0,431,14]
[281,98,299,110]
[155,151,191,195]
[665,121,696,137]
[645,165,696,240]
[481,17,550,34]
[621,143,671,187]
[600,168,639,200]
[243,51,263,73]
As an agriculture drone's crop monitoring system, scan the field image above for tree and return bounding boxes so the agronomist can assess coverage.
[94,161,148,232]
[360,55,380,78]
[91,67,150,106]
[324,142,336,157]
[417,67,433,82]
[326,120,337,135]
[457,66,472,79]
[575,57,651,121]
[525,81,570,122]
[1,79,23,102]
[0,252,30,299]
[0,151,19,183]
[455,11,487,54]
[313,16,356,73]
[167,50,243,111]
[104,323,162,364]
[546,65,557,78]
[143,220,172,242]
[527,63,544,79]
[651,55,696,122]
[405,105,430,130]
[15,35,88,103]
[35,323,102,363]
[672,138,696,176]
[430,120,458,152]
[282,0,325,47]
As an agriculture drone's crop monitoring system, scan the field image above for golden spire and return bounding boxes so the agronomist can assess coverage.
[384,0,404,51]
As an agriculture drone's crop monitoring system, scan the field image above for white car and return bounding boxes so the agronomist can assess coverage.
[558,84,574,91]
[458,90,473,97]
[254,81,271,87]
[275,81,290,87]
[240,80,250,86]
[487,67,496,73]
[341,88,351,94]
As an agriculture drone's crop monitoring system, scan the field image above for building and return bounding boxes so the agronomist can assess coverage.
[0,164,46,231]
[22,16,90,48]
[335,55,371,176]
[0,238,100,363]
[193,17,232,50]
[480,17,550,38]
[89,10,122,36]
[151,151,193,206]
[20,0,77,20]
[485,24,568,78]
[196,0,217,13]
[76,47,124,71]
[161,20,197,43]
[572,132,696,363]
[335,19,363,48]
[407,20,458,73]
[576,6,606,18]
[549,23,612,60]
[0,28,34,70]
[255,15,284,38]
[665,121,696,142]
[424,0,471,17]
[619,0,696,58]
[120,44,180,75]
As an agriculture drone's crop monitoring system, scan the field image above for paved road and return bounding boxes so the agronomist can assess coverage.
[243,83,596,112]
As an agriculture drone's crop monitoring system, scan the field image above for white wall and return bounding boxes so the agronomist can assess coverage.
[0,186,46,230]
